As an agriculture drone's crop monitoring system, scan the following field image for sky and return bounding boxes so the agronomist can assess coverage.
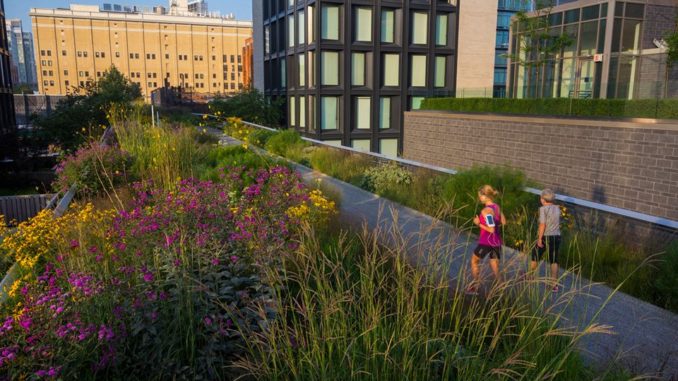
[5,0,253,30]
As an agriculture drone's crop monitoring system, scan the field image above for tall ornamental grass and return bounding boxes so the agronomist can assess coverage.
[235,221,615,380]
[110,107,213,191]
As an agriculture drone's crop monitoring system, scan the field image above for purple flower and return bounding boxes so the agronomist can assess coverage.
[142,272,154,283]
[211,258,220,266]
[230,255,239,264]
[70,240,80,249]
[18,315,32,331]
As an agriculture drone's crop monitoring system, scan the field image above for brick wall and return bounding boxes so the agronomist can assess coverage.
[403,111,678,221]
[642,4,678,51]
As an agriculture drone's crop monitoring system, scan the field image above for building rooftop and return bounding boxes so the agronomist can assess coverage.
[30,0,251,26]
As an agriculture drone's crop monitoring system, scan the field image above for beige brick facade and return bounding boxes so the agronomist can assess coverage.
[30,6,252,99]
[403,111,678,221]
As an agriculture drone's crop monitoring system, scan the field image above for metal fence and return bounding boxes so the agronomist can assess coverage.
[13,94,66,126]
[238,119,678,231]
[0,194,57,226]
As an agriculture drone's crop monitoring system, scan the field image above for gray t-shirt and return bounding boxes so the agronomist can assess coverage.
[539,204,561,236]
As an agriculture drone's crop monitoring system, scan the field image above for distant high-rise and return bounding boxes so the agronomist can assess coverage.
[254,0,457,157]
[5,19,38,90]
[31,1,252,99]
[0,0,17,160]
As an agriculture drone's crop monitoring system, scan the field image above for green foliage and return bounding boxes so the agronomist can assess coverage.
[439,165,537,226]
[54,143,133,198]
[209,88,284,127]
[655,242,678,311]
[201,145,285,182]
[360,162,413,194]
[264,130,309,162]
[112,113,213,191]
[30,67,141,152]
[420,97,678,119]
[248,128,276,148]
[666,17,678,65]
[307,148,372,186]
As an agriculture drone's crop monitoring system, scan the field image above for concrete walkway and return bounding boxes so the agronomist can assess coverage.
[216,131,678,379]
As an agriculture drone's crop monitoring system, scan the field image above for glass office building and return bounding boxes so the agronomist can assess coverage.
[508,0,678,99]
[259,0,457,157]
[495,0,533,97]
[0,0,17,161]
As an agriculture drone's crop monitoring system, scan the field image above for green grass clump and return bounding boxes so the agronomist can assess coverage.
[200,145,285,182]
[265,130,310,163]
[307,148,372,186]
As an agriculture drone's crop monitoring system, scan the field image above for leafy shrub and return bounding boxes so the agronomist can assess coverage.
[54,143,133,198]
[248,129,276,148]
[264,130,309,162]
[0,167,336,379]
[308,148,372,186]
[439,165,537,226]
[420,97,678,120]
[201,145,285,182]
[360,163,413,194]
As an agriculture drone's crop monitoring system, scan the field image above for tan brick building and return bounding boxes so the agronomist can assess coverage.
[30,3,252,99]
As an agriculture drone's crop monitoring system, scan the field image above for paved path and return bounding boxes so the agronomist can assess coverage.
[216,131,678,379]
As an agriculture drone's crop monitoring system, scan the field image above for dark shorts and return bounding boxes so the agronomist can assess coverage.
[473,245,502,260]
[532,236,561,264]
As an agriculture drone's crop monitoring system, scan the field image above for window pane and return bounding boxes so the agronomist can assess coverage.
[309,95,315,129]
[564,9,580,24]
[352,53,365,86]
[352,139,371,152]
[383,54,399,86]
[355,7,372,42]
[308,5,315,43]
[582,5,599,21]
[435,56,446,88]
[412,12,428,44]
[299,96,306,128]
[625,3,644,19]
[411,55,427,87]
[411,97,424,110]
[322,51,339,86]
[356,97,371,129]
[308,51,315,87]
[281,58,286,88]
[321,97,338,130]
[379,97,391,130]
[289,96,296,126]
[322,5,339,40]
[436,14,448,46]
[298,10,305,44]
[299,53,306,87]
[380,139,398,158]
[579,21,597,56]
[621,19,641,52]
[381,9,395,43]
[288,15,295,47]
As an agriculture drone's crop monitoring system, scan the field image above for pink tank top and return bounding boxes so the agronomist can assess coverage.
[478,203,502,247]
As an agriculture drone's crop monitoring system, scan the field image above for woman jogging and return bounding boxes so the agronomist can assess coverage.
[531,188,562,293]
[466,185,506,295]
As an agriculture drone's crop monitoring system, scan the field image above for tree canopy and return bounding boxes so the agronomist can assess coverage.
[209,88,283,128]
[29,66,141,153]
